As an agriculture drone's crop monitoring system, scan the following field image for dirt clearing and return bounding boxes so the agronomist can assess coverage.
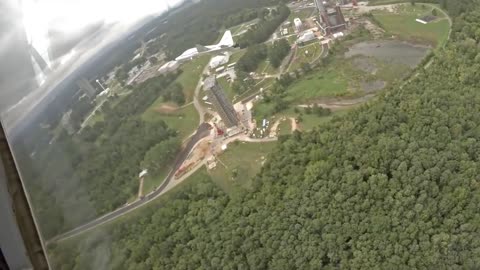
[154,103,180,114]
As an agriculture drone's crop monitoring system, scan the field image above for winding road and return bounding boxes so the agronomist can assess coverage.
[52,47,218,243]
[50,123,211,243]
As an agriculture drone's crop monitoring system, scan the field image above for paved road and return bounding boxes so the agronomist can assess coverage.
[50,123,211,243]
[193,53,219,125]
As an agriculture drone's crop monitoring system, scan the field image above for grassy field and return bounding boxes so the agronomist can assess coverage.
[285,70,349,102]
[142,167,171,196]
[255,59,270,74]
[208,141,277,194]
[175,55,210,102]
[141,56,208,136]
[255,59,279,75]
[287,7,316,22]
[254,100,358,132]
[236,77,275,102]
[230,18,260,36]
[289,42,323,71]
[229,49,246,64]
[142,104,199,139]
[278,119,292,135]
[287,35,297,45]
[372,4,450,47]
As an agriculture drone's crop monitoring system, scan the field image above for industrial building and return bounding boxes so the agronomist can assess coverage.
[209,53,230,69]
[314,0,346,34]
[203,76,239,128]
[76,78,97,99]
[297,30,317,44]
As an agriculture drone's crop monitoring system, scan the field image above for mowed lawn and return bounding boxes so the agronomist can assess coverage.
[141,56,208,137]
[285,70,349,102]
[208,141,277,194]
[176,55,210,102]
[228,49,246,64]
[287,7,316,22]
[278,119,292,135]
[142,104,199,140]
[255,59,279,75]
[289,42,323,71]
[372,5,450,47]
[230,19,260,36]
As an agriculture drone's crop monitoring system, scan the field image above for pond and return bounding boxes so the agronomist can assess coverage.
[345,40,430,68]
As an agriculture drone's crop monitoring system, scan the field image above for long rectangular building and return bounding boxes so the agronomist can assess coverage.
[203,76,239,128]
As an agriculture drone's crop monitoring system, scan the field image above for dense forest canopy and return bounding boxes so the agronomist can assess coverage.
[236,44,268,73]
[21,73,183,239]
[268,39,291,68]
[50,0,480,269]
[237,5,291,48]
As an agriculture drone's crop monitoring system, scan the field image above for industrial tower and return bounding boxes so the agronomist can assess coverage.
[203,76,239,128]
[314,0,347,34]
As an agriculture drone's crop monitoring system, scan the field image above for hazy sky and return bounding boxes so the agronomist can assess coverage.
[22,0,182,63]
[1,0,184,131]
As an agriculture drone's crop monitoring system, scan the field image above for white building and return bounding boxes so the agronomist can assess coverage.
[209,53,230,69]
[294,18,303,32]
[297,30,316,44]
[333,32,344,39]
[158,61,180,74]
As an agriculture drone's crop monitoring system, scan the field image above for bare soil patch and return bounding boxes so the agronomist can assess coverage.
[155,103,180,114]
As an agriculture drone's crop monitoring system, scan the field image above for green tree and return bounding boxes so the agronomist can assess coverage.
[268,39,291,68]
[301,62,312,73]
[141,138,181,176]
[236,44,268,73]
[304,106,312,114]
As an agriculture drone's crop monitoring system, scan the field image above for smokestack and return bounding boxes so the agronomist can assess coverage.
[315,0,330,26]
[315,0,326,15]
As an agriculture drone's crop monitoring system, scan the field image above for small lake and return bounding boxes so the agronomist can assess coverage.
[345,40,430,68]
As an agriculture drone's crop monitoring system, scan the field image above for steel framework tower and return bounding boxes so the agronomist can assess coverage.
[203,76,238,128]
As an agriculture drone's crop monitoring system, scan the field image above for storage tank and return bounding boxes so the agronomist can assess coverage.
[294,18,303,32]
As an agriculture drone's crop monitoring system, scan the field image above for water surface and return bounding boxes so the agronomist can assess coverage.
[345,40,429,68]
